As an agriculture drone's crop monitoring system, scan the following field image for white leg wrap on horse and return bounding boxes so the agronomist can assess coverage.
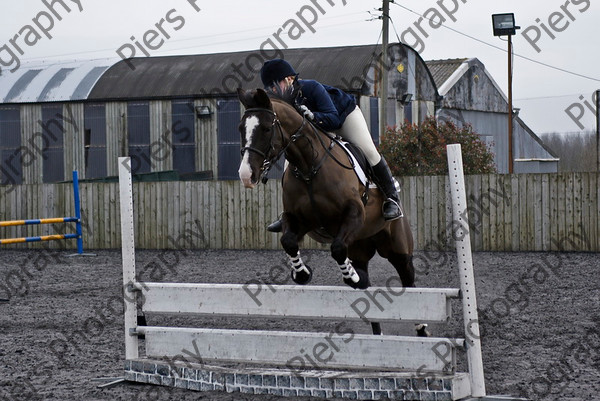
[288,252,310,277]
[339,258,360,283]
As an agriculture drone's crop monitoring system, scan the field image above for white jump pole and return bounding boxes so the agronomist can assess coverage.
[446,144,486,397]
[119,157,139,360]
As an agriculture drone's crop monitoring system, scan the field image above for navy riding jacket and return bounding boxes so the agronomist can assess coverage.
[297,79,356,131]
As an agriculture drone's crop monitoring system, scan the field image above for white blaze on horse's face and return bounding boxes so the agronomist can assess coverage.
[239,115,260,189]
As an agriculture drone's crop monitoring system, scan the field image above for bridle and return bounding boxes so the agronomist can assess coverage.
[240,107,306,183]
[240,103,354,185]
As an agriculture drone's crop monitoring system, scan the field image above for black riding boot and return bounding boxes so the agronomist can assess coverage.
[372,157,402,221]
[267,218,283,233]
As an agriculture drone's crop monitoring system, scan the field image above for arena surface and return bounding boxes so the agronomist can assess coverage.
[0,248,598,401]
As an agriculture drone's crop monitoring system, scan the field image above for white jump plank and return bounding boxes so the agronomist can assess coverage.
[139,283,459,323]
[139,326,464,373]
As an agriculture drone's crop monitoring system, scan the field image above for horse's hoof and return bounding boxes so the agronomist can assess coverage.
[343,269,369,289]
[291,265,312,285]
[415,324,432,337]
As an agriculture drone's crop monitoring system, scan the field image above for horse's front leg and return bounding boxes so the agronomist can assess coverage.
[280,212,312,285]
[331,201,369,289]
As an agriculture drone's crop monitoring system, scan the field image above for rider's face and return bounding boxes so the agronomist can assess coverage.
[275,76,295,93]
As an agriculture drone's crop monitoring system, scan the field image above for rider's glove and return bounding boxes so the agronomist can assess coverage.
[299,105,314,120]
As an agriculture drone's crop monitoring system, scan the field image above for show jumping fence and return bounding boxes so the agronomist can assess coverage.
[0,171,86,254]
[117,146,517,400]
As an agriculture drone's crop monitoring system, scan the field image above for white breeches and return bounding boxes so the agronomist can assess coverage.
[336,106,381,166]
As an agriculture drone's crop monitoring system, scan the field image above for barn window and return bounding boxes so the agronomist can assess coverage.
[171,100,195,174]
[404,102,413,125]
[41,104,65,183]
[217,99,241,180]
[84,103,107,179]
[127,102,151,174]
[0,106,22,186]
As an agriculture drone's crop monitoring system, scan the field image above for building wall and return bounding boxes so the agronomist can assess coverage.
[20,104,42,184]
[196,98,218,175]
[437,107,558,174]
[439,59,507,113]
[0,98,230,185]
[437,108,508,172]
[106,102,127,176]
[0,93,442,187]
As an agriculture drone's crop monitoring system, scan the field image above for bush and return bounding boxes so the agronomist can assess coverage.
[378,117,496,176]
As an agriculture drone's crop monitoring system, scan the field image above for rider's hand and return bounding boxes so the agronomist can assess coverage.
[299,105,314,120]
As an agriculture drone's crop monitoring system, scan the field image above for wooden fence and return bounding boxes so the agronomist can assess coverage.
[0,172,598,252]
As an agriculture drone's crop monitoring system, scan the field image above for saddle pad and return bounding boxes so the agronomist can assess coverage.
[334,138,370,187]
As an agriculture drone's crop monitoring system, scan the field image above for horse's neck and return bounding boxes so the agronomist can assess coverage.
[272,101,324,171]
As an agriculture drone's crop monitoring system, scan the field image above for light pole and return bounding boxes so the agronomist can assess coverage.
[380,0,390,138]
[492,13,520,174]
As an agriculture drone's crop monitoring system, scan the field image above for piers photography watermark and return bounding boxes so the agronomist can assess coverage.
[115,0,201,71]
[0,0,83,74]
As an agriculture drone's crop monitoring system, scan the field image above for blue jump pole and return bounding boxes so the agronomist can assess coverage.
[72,170,84,255]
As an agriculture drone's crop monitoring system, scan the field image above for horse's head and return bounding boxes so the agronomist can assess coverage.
[237,88,284,189]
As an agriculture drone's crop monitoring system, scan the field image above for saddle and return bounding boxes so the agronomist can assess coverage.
[328,135,374,188]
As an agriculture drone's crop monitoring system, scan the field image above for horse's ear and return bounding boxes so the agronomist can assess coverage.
[237,88,253,108]
[254,89,272,109]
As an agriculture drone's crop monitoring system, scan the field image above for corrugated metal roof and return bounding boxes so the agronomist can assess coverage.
[0,58,118,103]
[425,58,467,88]
[88,44,401,100]
[0,44,435,103]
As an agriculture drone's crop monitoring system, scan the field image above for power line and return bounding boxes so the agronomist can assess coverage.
[515,93,590,101]
[390,2,600,83]
[18,12,368,64]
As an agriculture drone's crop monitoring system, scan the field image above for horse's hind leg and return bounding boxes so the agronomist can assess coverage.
[348,239,382,335]
[387,252,431,336]
[387,252,415,288]
[280,212,312,284]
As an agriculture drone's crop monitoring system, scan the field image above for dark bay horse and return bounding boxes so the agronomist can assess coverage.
[237,88,415,296]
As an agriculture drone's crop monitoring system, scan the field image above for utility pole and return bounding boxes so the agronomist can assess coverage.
[379,0,389,138]
[507,34,514,174]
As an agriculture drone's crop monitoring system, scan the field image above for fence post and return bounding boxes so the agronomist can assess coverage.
[446,144,486,397]
[119,157,139,360]
[72,170,84,254]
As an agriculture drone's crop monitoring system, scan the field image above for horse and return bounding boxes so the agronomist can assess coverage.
[237,88,417,333]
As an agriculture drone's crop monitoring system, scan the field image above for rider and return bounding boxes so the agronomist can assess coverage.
[259,58,401,232]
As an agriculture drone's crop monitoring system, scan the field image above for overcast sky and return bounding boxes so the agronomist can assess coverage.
[1,0,599,134]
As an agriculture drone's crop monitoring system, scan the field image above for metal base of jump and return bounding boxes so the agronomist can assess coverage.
[125,359,472,400]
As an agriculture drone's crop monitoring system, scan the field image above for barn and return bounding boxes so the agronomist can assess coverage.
[429,58,559,173]
[0,43,553,187]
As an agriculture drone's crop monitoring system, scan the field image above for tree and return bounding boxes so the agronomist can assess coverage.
[378,117,496,176]
[538,131,596,172]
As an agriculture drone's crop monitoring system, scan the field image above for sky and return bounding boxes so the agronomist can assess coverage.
[1,0,599,135]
